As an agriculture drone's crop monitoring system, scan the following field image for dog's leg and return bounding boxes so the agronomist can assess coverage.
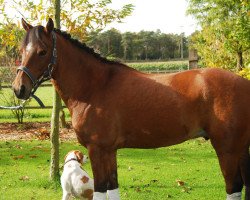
[107,188,120,200]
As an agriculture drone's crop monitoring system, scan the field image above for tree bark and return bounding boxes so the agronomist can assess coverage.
[50,0,61,182]
[236,51,243,71]
[60,109,68,128]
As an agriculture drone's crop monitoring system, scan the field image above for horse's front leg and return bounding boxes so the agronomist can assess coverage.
[88,145,120,200]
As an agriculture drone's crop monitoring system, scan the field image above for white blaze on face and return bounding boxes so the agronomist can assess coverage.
[22,42,34,63]
[26,42,34,54]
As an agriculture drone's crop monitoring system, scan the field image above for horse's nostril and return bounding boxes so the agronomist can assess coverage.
[17,85,26,98]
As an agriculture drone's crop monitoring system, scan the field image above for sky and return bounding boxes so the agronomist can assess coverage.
[106,0,198,36]
[4,0,198,36]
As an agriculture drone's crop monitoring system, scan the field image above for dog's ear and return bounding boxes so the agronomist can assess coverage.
[75,151,84,164]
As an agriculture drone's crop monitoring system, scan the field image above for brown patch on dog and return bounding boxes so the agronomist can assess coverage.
[81,175,89,183]
[82,189,93,200]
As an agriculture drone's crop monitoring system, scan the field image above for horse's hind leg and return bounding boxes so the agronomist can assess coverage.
[213,148,243,200]
[240,148,250,200]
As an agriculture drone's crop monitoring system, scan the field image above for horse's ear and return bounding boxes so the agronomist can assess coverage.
[21,18,33,31]
[45,18,54,34]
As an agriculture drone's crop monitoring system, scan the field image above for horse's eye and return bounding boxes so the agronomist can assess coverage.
[38,50,47,57]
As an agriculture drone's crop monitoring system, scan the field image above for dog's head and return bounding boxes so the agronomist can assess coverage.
[64,150,88,165]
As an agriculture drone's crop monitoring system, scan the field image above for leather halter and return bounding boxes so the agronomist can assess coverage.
[16,31,57,107]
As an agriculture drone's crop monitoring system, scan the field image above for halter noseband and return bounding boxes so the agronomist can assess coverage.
[17,31,57,106]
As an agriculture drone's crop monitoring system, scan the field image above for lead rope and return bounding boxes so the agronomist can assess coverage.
[0,92,45,110]
[0,99,27,110]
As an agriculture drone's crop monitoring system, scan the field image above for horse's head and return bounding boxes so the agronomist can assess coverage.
[12,18,56,100]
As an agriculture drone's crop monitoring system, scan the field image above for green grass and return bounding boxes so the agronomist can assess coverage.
[0,86,71,123]
[0,139,227,199]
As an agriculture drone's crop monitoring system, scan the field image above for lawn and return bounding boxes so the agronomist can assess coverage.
[0,86,71,123]
[0,139,227,200]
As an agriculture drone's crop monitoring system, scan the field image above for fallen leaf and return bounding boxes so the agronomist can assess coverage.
[128,166,133,171]
[13,155,24,160]
[14,144,22,149]
[181,187,190,193]
[29,155,38,158]
[34,128,50,140]
[19,176,29,181]
[176,179,185,186]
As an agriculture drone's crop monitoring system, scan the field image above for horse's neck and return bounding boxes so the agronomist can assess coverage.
[52,36,110,108]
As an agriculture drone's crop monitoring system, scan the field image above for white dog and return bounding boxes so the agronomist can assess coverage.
[61,150,94,200]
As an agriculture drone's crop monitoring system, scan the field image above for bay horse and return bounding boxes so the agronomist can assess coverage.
[12,18,250,200]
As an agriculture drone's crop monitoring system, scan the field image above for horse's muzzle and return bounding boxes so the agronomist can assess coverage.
[13,84,29,100]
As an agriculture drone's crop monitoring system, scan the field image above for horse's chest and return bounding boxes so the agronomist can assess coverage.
[70,105,115,145]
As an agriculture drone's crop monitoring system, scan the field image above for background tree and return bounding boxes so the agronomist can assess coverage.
[121,32,137,60]
[88,29,188,61]
[50,0,61,182]
[89,28,123,59]
[187,0,250,71]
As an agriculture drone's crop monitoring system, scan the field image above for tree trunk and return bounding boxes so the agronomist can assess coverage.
[50,0,61,182]
[60,109,68,128]
[236,51,243,71]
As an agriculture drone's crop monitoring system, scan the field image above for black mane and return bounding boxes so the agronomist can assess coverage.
[53,28,120,65]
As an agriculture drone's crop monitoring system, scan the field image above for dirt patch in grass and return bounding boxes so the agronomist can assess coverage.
[0,122,76,141]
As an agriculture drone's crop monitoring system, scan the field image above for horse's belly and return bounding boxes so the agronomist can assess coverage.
[123,127,189,149]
